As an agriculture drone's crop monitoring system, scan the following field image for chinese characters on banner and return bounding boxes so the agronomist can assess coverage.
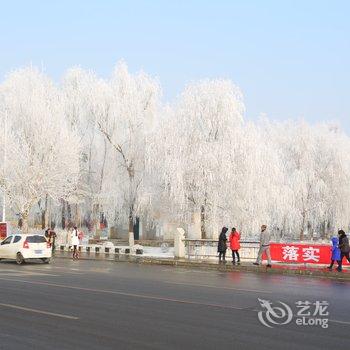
[0,222,7,240]
[264,243,350,265]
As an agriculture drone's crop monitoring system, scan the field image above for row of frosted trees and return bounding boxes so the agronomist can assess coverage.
[1,62,350,240]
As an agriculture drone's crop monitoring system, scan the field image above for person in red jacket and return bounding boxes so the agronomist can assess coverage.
[229,227,241,265]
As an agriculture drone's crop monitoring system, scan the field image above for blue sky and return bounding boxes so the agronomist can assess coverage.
[1,0,349,131]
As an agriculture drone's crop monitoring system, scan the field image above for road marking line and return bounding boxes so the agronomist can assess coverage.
[1,277,349,326]
[0,303,78,320]
[161,269,216,274]
[328,319,350,325]
[0,273,60,277]
[0,277,245,311]
[164,281,272,293]
[20,268,84,275]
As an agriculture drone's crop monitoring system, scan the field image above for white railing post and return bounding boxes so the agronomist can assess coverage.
[174,228,185,258]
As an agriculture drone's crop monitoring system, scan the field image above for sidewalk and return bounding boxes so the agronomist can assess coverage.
[53,251,350,281]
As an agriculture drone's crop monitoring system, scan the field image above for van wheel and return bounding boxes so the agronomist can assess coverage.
[16,253,25,265]
[41,258,51,264]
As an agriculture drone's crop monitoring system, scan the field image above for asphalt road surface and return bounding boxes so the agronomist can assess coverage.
[0,258,349,350]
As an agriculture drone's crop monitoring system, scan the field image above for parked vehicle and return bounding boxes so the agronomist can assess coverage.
[0,234,52,265]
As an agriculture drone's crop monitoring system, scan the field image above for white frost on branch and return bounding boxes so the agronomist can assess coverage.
[0,68,81,231]
[1,63,350,240]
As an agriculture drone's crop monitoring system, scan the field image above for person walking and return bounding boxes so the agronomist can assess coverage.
[229,227,241,265]
[327,236,341,271]
[78,230,84,245]
[337,230,350,272]
[44,228,50,240]
[71,226,80,260]
[253,225,272,267]
[218,227,228,263]
[48,229,57,254]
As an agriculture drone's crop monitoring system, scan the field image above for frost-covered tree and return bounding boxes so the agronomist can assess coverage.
[263,120,350,240]
[0,67,81,232]
[150,79,246,238]
[2,62,350,241]
[217,121,286,238]
[96,61,161,241]
[63,67,111,230]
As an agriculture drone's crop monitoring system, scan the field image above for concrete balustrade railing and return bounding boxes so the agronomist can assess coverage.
[58,244,143,255]
[183,239,260,261]
[173,228,260,260]
[57,234,259,261]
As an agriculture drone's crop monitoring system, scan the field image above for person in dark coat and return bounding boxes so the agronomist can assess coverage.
[327,236,341,271]
[338,230,350,272]
[44,228,50,239]
[48,229,57,254]
[218,227,228,263]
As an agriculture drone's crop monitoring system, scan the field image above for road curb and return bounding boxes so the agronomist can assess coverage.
[53,253,350,281]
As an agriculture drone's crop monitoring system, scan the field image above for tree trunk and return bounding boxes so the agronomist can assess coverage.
[320,221,327,240]
[67,203,72,228]
[93,203,99,235]
[200,205,206,239]
[47,196,52,229]
[128,168,135,244]
[41,210,46,229]
[21,210,29,233]
[128,208,134,235]
[75,203,79,227]
[87,132,95,193]
[41,195,48,230]
[18,217,23,230]
[61,199,66,229]
[128,211,134,247]
[99,138,108,192]
[299,211,306,241]
[94,139,108,236]
[39,194,48,229]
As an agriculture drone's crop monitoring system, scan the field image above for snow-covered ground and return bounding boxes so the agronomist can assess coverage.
[141,246,174,258]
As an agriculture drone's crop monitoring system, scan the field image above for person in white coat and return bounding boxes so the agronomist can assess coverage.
[71,226,80,260]
[253,225,272,267]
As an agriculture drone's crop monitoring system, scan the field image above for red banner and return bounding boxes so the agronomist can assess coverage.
[0,223,7,240]
[262,243,349,265]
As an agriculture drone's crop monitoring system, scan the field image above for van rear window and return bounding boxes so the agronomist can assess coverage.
[26,235,47,243]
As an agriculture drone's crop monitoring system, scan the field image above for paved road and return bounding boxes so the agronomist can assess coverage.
[0,258,349,350]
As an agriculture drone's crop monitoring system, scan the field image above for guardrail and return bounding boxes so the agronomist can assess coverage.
[184,239,260,261]
[58,244,143,255]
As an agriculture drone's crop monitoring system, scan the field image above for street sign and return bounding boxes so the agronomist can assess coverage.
[0,222,7,240]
